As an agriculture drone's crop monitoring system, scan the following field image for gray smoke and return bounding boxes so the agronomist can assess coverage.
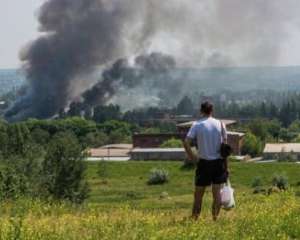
[82,52,176,109]
[6,0,300,121]
[6,0,142,121]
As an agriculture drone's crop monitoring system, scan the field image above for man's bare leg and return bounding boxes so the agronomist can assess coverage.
[212,184,222,221]
[192,186,206,220]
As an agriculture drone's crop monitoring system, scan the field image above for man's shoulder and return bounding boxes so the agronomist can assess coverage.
[195,117,219,124]
[194,118,221,129]
[192,118,210,128]
[208,117,220,123]
[193,119,205,126]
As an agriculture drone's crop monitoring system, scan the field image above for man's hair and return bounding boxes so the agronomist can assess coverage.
[200,101,213,115]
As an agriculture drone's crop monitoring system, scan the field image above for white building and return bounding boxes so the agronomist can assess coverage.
[263,143,300,160]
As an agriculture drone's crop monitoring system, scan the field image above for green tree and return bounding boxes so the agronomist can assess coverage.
[0,145,44,200]
[42,132,89,203]
[267,120,281,140]
[142,127,161,134]
[268,103,279,119]
[289,120,300,133]
[6,123,32,156]
[247,119,270,141]
[93,104,121,123]
[98,120,133,136]
[0,120,8,158]
[241,132,263,157]
[81,131,109,148]
[31,128,50,146]
[279,128,297,142]
[60,117,97,138]
[160,138,183,148]
[109,129,132,144]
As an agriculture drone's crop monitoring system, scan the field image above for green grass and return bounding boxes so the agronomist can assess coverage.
[0,161,299,239]
[87,161,300,208]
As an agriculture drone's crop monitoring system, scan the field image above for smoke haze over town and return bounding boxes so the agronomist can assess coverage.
[3,0,300,121]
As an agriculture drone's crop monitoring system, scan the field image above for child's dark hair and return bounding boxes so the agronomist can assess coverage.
[201,101,213,115]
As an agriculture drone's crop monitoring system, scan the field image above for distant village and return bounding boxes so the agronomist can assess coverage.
[2,69,300,164]
[87,114,300,163]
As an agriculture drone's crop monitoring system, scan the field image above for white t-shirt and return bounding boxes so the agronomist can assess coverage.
[186,117,227,160]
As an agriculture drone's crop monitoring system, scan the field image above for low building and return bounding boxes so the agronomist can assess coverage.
[133,119,244,155]
[87,144,132,161]
[176,119,243,155]
[133,133,184,149]
[130,148,186,161]
[263,143,300,160]
[226,131,245,156]
[176,119,237,133]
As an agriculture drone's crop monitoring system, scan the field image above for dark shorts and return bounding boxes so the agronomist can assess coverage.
[195,159,227,187]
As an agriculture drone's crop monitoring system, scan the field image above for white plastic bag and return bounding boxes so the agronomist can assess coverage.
[220,180,235,210]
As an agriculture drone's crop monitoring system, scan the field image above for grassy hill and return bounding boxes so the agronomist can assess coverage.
[87,161,300,205]
[0,161,299,239]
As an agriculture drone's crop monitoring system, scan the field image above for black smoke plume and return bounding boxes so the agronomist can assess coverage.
[5,0,134,121]
[82,52,176,108]
[6,0,300,121]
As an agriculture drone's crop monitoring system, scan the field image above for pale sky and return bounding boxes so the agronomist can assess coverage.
[0,0,43,69]
[1,0,300,69]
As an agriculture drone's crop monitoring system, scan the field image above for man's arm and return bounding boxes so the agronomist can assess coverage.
[221,121,228,144]
[184,137,197,162]
[224,156,229,176]
[221,121,229,176]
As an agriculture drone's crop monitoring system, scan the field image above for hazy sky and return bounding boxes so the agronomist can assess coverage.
[0,0,43,69]
[1,0,300,69]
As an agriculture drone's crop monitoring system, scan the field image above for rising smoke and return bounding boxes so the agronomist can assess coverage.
[81,52,177,110]
[5,0,300,121]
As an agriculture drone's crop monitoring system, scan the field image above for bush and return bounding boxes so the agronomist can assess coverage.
[147,168,169,185]
[272,174,289,190]
[267,186,281,195]
[81,131,109,148]
[279,128,297,142]
[30,128,50,146]
[241,132,263,157]
[228,156,240,162]
[109,129,132,144]
[160,138,183,148]
[6,123,32,157]
[142,128,161,134]
[253,186,266,194]
[0,154,42,200]
[0,165,27,200]
[41,132,89,203]
[251,176,263,188]
[285,151,298,162]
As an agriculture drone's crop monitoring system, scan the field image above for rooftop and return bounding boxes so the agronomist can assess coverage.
[264,143,300,153]
[176,119,237,128]
[227,131,245,137]
[99,144,133,149]
[131,148,185,153]
[88,144,133,157]
[88,148,131,157]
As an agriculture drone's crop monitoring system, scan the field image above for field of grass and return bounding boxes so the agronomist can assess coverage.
[0,161,300,239]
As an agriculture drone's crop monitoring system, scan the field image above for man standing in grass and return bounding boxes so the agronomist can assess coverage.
[184,101,228,221]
